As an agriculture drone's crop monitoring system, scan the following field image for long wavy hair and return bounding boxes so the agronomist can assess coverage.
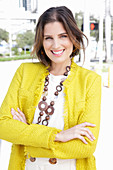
[31,6,88,66]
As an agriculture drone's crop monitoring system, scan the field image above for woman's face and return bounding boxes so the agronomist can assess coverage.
[43,21,73,65]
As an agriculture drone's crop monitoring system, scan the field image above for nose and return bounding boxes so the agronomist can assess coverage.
[52,38,60,49]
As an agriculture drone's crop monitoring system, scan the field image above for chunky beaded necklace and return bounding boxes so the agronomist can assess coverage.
[30,66,71,163]
[37,65,71,126]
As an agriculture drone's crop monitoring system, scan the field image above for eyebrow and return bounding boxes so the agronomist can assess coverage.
[44,32,67,37]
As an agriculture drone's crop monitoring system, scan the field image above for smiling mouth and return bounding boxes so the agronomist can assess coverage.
[51,49,65,56]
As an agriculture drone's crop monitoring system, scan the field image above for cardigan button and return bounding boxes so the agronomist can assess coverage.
[30,157,36,162]
[49,158,57,164]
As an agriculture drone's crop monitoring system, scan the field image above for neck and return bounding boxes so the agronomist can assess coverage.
[49,59,71,76]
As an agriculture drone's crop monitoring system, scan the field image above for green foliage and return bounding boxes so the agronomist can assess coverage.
[12,47,19,55]
[0,28,9,42]
[75,11,83,30]
[5,53,10,56]
[0,55,32,62]
[0,53,3,56]
[21,50,31,55]
[12,47,31,56]
[16,30,35,49]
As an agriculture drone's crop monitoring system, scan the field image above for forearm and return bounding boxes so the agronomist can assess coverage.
[25,134,97,159]
[24,122,99,159]
[25,146,55,159]
[0,117,60,149]
[52,133,98,159]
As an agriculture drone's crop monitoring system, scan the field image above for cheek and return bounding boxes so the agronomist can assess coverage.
[66,43,73,54]
[64,40,73,50]
[43,41,51,51]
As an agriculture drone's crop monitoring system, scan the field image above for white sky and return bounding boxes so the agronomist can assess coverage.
[0,0,113,32]
[0,0,113,17]
[0,0,110,17]
[38,0,106,17]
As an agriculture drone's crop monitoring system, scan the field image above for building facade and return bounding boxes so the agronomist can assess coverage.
[19,0,38,12]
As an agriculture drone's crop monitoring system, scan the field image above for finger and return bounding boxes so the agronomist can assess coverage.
[80,130,95,142]
[11,108,24,123]
[80,127,95,140]
[79,122,96,127]
[11,108,15,115]
[13,114,21,122]
[84,127,96,140]
[17,108,27,122]
[79,136,88,144]
[11,108,20,118]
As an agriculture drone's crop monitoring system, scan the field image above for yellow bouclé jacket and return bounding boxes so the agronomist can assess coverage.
[0,60,101,170]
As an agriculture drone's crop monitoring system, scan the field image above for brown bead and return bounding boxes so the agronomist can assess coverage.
[56,85,62,92]
[45,76,49,81]
[39,112,44,116]
[38,116,41,123]
[66,66,70,72]
[60,81,64,86]
[44,86,48,91]
[42,96,46,101]
[54,91,59,96]
[50,101,54,106]
[38,101,48,111]
[64,72,68,76]
[42,119,48,126]
[49,158,57,164]
[30,157,36,162]
[44,80,49,86]
[45,105,54,115]
[46,115,50,120]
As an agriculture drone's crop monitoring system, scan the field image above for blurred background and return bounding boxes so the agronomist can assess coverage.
[0,0,113,169]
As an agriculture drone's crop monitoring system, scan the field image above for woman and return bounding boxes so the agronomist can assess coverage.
[0,6,101,170]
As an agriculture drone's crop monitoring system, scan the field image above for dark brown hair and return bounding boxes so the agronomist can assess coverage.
[31,6,88,65]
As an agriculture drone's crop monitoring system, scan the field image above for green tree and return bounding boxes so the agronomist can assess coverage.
[0,28,9,42]
[75,11,83,30]
[16,30,35,49]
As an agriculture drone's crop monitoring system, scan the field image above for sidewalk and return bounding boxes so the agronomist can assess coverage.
[94,87,113,170]
[0,60,113,170]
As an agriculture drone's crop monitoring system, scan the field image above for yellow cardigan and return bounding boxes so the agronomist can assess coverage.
[0,60,101,170]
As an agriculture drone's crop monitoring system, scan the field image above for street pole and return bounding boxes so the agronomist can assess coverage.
[83,0,90,69]
[98,0,104,73]
[105,0,111,62]
[8,18,12,58]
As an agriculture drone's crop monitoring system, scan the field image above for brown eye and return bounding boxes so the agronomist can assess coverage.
[45,37,52,40]
[60,35,68,38]
[62,35,67,37]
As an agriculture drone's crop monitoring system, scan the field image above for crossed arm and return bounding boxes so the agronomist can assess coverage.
[10,74,101,159]
[11,107,96,145]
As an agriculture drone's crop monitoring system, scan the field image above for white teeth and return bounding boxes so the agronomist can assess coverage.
[52,50,64,55]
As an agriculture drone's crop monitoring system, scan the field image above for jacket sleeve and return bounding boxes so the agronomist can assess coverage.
[25,75,101,159]
[0,63,61,149]
[50,75,101,159]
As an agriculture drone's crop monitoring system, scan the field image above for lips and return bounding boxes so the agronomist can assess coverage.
[51,49,65,56]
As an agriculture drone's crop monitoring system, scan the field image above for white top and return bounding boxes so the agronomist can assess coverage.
[25,73,76,169]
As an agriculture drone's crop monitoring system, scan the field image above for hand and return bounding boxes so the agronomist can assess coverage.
[11,108,27,124]
[55,122,96,144]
